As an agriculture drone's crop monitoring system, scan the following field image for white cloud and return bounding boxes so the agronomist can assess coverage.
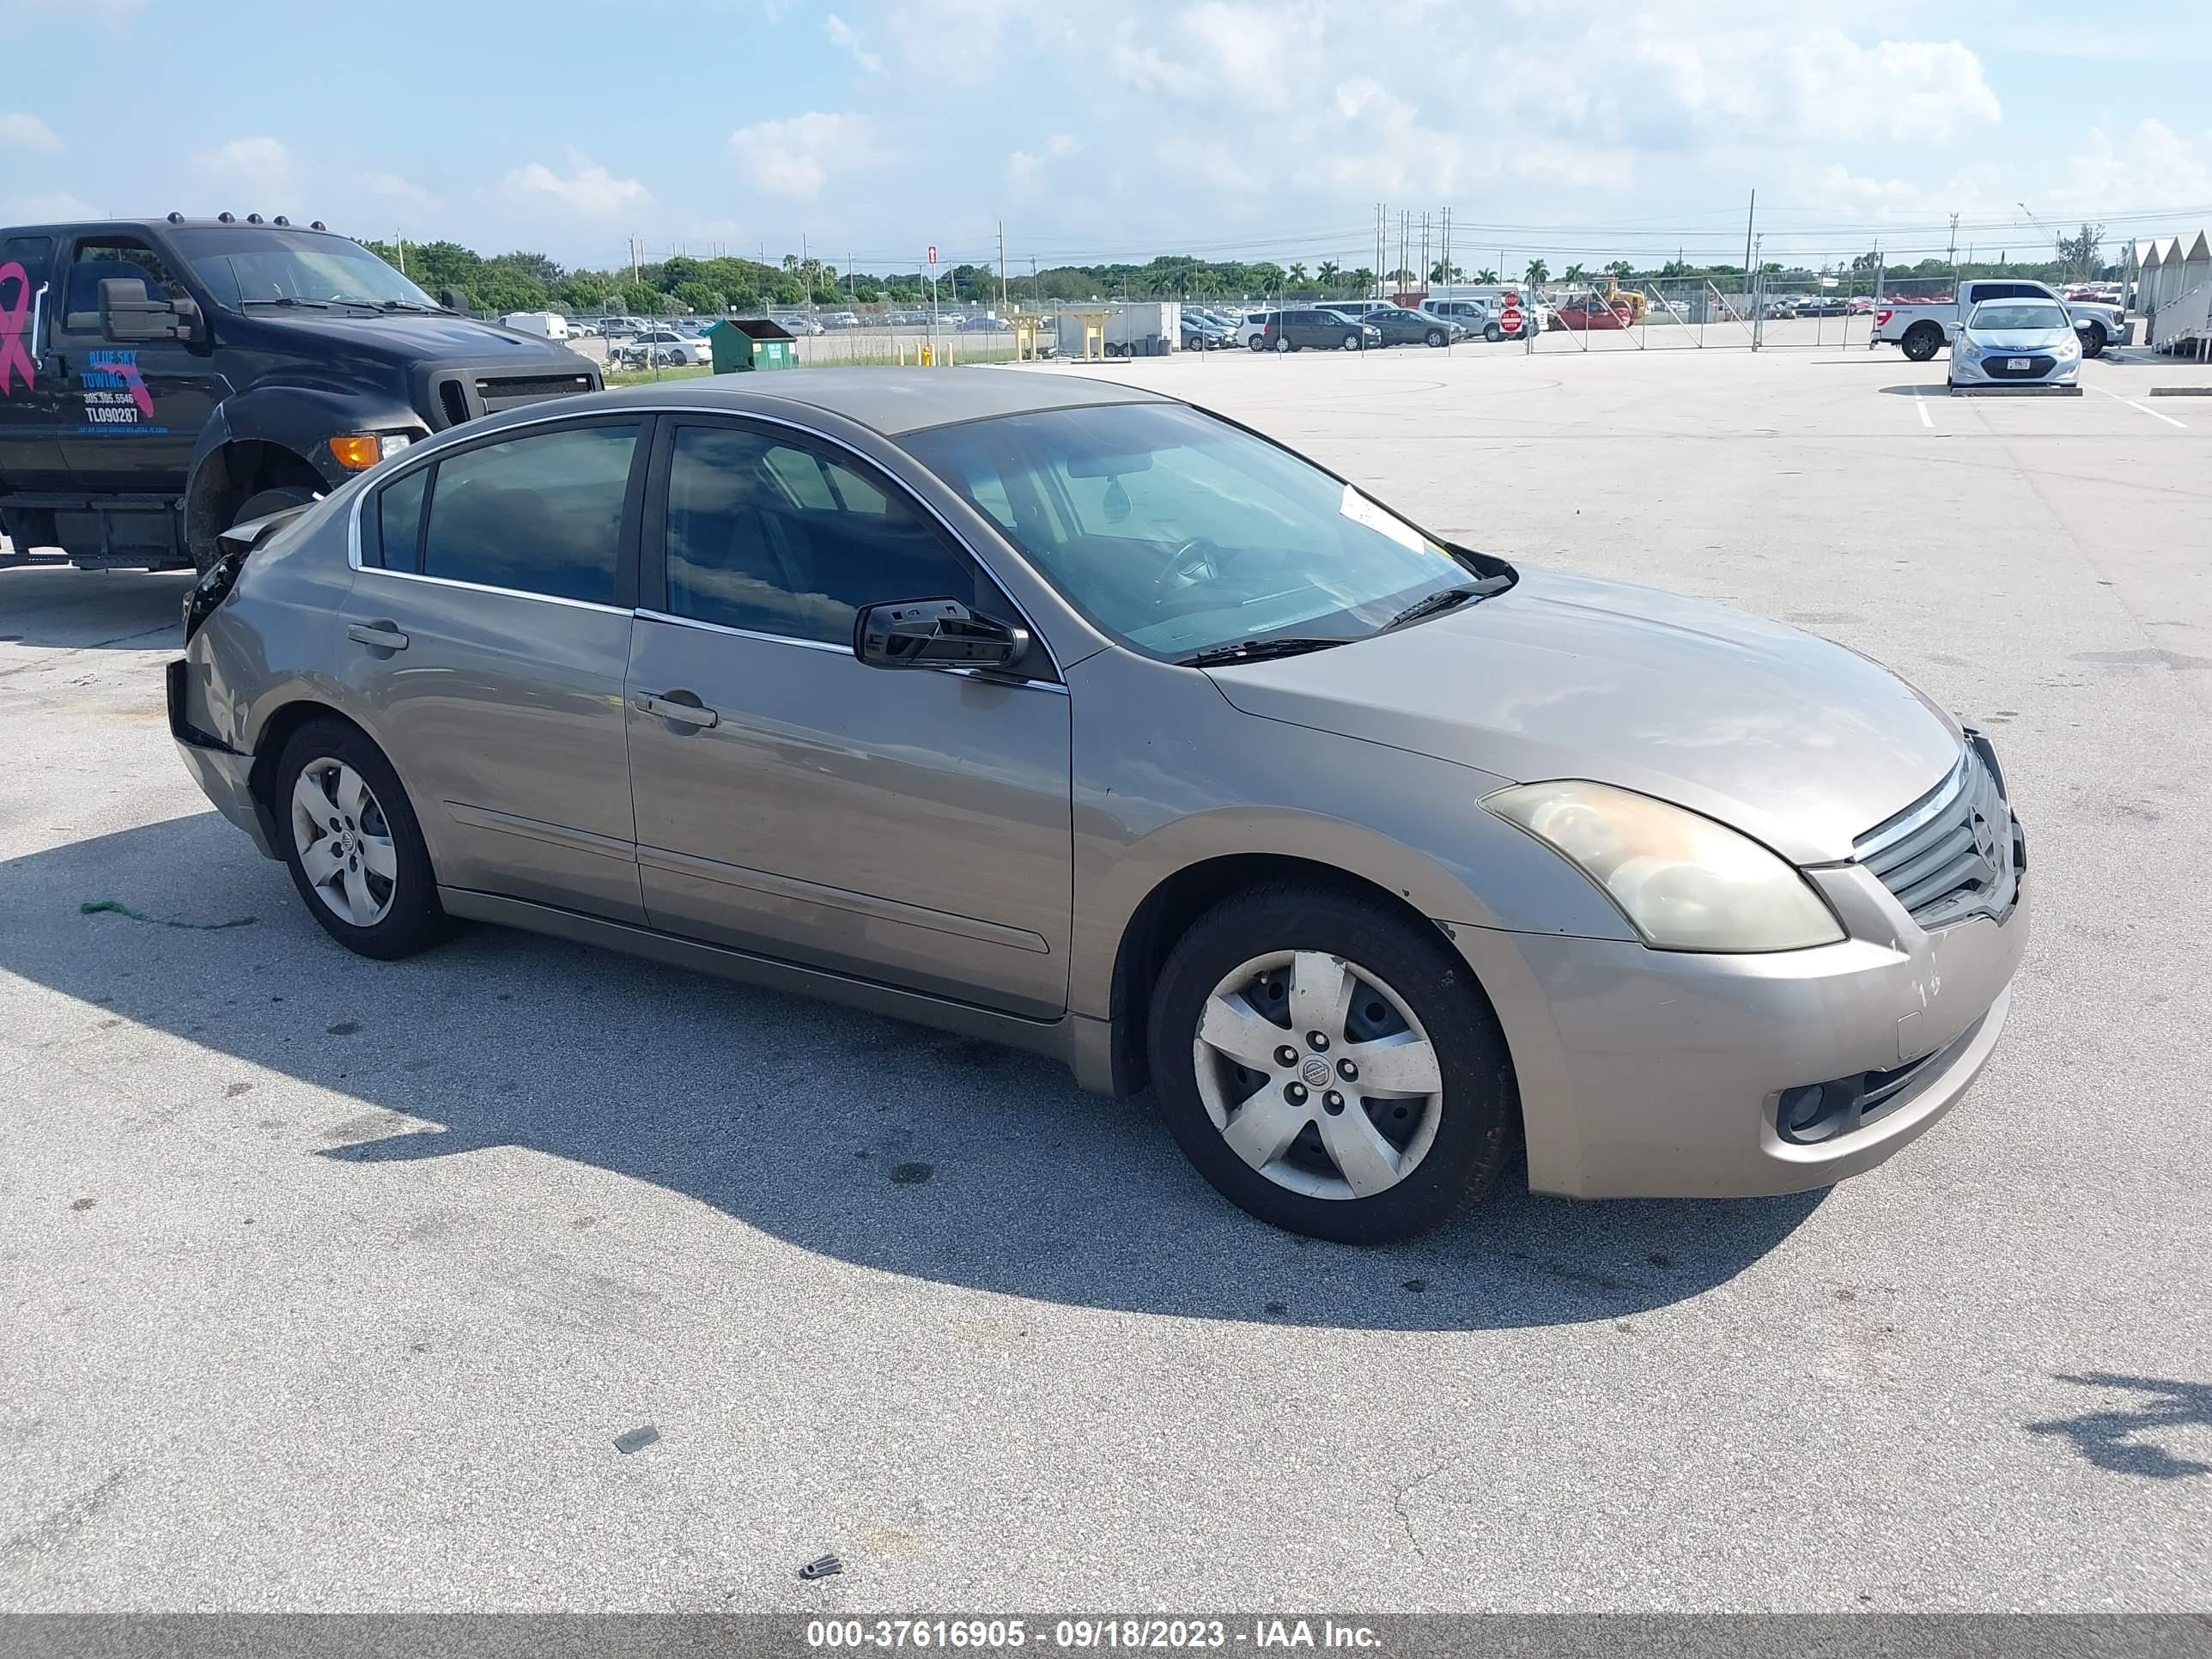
[730,113,876,198]
[193,136,295,191]
[2053,119,2212,213]
[366,173,441,210]
[825,14,884,73]
[501,153,649,216]
[0,112,61,152]
[1006,132,1079,189]
[2,191,96,222]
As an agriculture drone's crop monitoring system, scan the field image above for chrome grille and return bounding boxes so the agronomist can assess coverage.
[1855,743,2017,928]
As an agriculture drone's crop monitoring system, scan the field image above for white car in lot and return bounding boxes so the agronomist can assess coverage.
[1875,278,2127,362]
[612,328,711,368]
[1945,298,2082,392]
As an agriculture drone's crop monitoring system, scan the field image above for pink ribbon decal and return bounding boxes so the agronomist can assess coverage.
[0,262,34,397]
[103,359,155,419]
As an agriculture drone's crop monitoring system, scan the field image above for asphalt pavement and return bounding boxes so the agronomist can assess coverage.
[2,342,2207,1613]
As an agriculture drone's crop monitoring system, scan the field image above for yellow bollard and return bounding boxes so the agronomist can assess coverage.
[921,342,933,367]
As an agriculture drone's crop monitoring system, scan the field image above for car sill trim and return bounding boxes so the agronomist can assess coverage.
[445,801,639,862]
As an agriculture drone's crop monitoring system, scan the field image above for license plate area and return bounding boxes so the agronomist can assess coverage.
[2007,358,2030,370]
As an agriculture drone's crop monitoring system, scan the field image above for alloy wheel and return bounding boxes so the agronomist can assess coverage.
[1191,950,1443,1200]
[290,758,398,927]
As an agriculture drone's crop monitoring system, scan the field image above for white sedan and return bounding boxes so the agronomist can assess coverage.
[612,328,711,368]
[1946,298,2082,392]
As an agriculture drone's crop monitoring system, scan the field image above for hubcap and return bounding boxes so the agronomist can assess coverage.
[290,758,398,927]
[1192,950,1443,1201]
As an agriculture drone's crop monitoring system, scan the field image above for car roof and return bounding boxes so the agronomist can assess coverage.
[530,368,1176,438]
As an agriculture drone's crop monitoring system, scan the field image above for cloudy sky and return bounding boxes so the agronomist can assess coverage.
[4,0,2209,273]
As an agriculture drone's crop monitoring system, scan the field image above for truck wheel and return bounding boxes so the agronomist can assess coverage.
[1484,322,1503,343]
[2,506,60,554]
[2081,323,2108,358]
[1901,324,1943,362]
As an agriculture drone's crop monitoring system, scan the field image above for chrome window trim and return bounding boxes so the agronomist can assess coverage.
[345,400,1068,682]
[634,607,1070,695]
[354,563,632,617]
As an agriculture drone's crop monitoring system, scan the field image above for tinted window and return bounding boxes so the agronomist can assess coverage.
[662,424,982,645]
[62,236,189,329]
[420,423,638,604]
[374,466,428,569]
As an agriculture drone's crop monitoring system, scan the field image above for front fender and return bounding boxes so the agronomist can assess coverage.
[188,383,424,502]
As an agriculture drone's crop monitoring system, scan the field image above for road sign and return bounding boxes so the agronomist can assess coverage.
[927,246,938,267]
[1498,300,1523,335]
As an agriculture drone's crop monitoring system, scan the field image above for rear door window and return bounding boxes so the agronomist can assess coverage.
[418,422,641,604]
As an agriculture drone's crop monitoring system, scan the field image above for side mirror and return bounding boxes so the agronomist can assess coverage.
[854,599,1030,673]
[100,277,202,343]
[440,287,472,316]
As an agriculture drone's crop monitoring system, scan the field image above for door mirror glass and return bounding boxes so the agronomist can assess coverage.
[854,599,1029,672]
[99,277,201,343]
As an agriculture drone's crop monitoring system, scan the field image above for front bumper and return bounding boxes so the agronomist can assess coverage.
[1451,863,2032,1200]
[167,659,278,860]
[1948,350,2081,389]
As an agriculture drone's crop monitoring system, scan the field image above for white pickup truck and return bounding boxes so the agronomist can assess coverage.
[1875,278,2130,362]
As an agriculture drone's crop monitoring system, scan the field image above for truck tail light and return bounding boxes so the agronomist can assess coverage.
[1876,309,1893,327]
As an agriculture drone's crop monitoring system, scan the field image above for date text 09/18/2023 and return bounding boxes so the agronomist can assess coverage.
[804,1618,1384,1650]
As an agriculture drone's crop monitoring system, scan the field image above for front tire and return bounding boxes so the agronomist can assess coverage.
[1425,329,1447,347]
[1484,322,1503,343]
[1147,884,1518,1243]
[1344,331,1362,350]
[274,719,455,961]
[1901,324,1942,362]
[2081,323,2107,358]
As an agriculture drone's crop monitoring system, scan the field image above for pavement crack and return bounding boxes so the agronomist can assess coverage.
[1389,1462,1446,1568]
[1,1467,129,1562]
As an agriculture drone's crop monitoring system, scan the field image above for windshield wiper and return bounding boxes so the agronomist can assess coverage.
[1176,636,1346,668]
[1381,574,1514,632]
[240,295,333,310]
[375,300,440,313]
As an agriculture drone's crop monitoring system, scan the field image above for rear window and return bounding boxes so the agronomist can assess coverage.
[416,422,639,604]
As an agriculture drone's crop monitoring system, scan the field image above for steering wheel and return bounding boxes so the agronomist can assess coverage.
[1152,536,1222,594]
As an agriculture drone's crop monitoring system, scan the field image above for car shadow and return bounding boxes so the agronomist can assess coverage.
[2026,1374,2212,1479]
[5,814,1826,1333]
[0,565,192,652]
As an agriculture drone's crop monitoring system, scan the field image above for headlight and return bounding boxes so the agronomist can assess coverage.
[1955,338,1981,359]
[2057,335,2080,357]
[1483,781,1846,952]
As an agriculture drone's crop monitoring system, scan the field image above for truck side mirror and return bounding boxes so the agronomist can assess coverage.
[440,287,472,316]
[99,277,202,343]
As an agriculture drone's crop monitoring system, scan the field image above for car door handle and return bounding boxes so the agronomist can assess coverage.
[633,692,719,728]
[347,622,409,651]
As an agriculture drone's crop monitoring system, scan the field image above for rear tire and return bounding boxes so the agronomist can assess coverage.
[1248,336,1266,352]
[1146,883,1518,1243]
[1,506,60,554]
[1901,324,1942,362]
[273,718,456,961]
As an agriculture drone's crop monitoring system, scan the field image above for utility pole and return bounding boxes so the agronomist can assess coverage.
[1420,211,1430,291]
[395,230,405,276]
[1030,256,1037,308]
[629,236,638,289]
[1947,212,1960,288]
[1374,203,1387,299]
[1741,189,1755,288]
[998,221,1007,311]
[1398,210,1409,295]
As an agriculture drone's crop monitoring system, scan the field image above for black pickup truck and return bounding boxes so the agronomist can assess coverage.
[0,215,599,573]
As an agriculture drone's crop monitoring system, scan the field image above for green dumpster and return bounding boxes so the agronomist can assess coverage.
[708,317,799,373]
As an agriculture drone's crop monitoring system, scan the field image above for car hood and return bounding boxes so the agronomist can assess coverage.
[1966,327,2074,350]
[1203,567,1963,866]
[246,310,596,365]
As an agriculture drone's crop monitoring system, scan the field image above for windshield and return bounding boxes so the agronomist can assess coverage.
[902,402,1488,661]
[169,228,439,310]
[1968,301,2067,331]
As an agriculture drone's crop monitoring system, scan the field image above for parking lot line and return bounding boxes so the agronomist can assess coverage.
[2091,384,2190,429]
[1913,388,1934,428]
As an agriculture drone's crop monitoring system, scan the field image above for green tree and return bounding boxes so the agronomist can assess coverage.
[1287,261,1308,290]
[1523,258,1550,286]
[1562,263,1587,284]
[1316,259,1340,292]
[556,273,615,313]
[1606,260,1634,279]
[2056,222,2104,282]
[489,251,563,289]
[617,282,663,316]
[673,280,724,315]
[1474,267,1498,284]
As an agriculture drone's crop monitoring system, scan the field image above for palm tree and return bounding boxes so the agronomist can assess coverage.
[1563,263,1587,284]
[1606,259,1634,280]
[1316,260,1340,293]
[1474,267,1498,284]
[1524,258,1550,287]
[1288,262,1308,290]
